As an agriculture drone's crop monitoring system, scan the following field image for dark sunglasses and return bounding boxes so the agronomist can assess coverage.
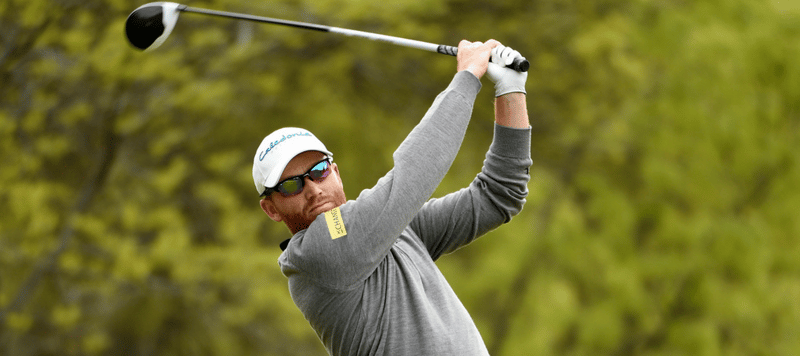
[262,158,332,197]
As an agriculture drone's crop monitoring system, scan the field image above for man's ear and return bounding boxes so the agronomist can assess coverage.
[260,198,283,222]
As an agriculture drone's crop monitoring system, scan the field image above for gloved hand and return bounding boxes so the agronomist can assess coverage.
[486,45,528,97]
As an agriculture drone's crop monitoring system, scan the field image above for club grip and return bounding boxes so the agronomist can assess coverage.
[437,44,458,56]
[436,44,529,72]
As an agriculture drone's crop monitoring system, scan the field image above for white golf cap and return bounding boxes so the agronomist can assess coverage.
[252,127,332,195]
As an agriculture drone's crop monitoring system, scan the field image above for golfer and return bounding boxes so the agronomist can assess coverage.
[252,39,531,355]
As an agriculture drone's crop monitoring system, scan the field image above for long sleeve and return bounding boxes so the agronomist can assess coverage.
[409,124,532,260]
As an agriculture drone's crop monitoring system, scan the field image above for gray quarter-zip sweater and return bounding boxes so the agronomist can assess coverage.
[278,71,532,356]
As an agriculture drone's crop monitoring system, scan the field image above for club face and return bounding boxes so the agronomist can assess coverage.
[125,2,182,51]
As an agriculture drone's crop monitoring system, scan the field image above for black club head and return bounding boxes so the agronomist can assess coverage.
[125,2,182,51]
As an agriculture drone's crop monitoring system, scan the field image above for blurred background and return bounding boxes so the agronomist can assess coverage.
[2,0,800,354]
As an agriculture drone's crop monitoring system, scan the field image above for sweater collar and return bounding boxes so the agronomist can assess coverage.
[279,238,291,251]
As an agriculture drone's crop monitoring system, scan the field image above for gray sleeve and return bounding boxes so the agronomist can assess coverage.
[280,71,482,290]
[409,124,532,260]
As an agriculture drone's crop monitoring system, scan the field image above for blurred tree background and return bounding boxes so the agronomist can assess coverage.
[2,0,799,354]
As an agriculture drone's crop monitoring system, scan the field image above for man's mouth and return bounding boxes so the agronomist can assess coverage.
[308,201,330,216]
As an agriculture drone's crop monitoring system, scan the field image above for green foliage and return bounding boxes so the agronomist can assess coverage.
[1,0,799,354]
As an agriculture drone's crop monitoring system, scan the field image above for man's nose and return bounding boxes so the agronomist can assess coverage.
[303,176,323,195]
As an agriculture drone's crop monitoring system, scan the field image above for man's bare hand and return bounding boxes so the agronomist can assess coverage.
[456,39,500,79]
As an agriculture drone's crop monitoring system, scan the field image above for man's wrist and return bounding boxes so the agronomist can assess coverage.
[494,93,529,129]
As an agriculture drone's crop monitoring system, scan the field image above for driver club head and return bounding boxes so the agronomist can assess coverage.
[125,2,183,51]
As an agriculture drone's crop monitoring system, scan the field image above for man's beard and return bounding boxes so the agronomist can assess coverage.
[282,211,315,234]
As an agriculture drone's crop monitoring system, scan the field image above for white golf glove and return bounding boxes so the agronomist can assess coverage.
[487,45,528,97]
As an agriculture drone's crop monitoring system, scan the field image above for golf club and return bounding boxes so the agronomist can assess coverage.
[125,2,530,72]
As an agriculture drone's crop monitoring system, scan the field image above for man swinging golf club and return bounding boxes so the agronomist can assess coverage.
[253,39,531,356]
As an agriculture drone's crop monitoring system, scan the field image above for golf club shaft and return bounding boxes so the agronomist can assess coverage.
[179,5,527,72]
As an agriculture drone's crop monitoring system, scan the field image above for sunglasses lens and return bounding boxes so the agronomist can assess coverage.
[309,160,331,181]
[278,178,303,196]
